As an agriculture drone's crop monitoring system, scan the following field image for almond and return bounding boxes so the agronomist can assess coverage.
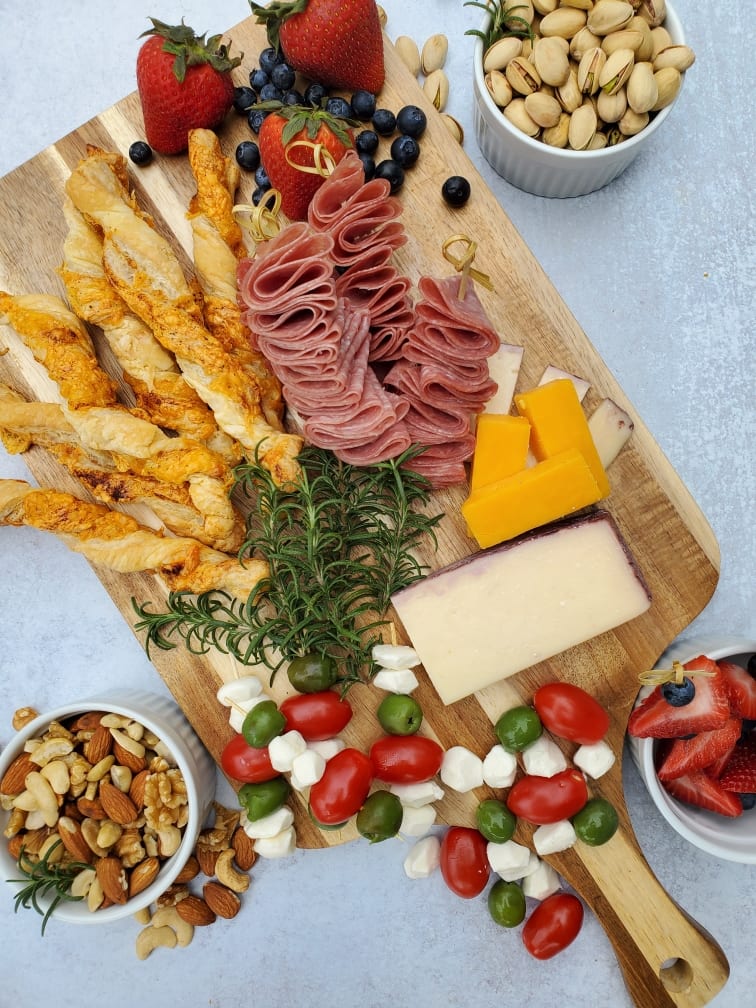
[57,816,94,863]
[99,781,138,825]
[1,752,36,796]
[174,854,200,885]
[67,711,106,732]
[76,795,106,820]
[96,856,129,904]
[7,834,24,860]
[231,826,257,872]
[129,768,149,809]
[83,725,113,765]
[112,740,146,774]
[129,856,160,897]
[175,894,216,926]
[195,844,220,877]
[156,883,190,908]
[202,881,241,919]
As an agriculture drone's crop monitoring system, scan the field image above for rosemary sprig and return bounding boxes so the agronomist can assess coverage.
[464,0,535,49]
[133,446,442,689]
[9,841,90,935]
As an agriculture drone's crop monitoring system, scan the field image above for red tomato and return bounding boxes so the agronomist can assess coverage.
[279,691,353,741]
[369,735,444,784]
[440,827,490,899]
[522,892,584,960]
[507,768,588,825]
[308,748,373,826]
[220,733,278,783]
[533,682,610,745]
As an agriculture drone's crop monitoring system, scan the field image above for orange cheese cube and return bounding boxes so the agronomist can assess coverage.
[461,448,602,549]
[515,379,610,499]
[470,414,531,492]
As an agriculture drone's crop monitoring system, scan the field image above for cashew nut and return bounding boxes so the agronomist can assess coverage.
[40,759,70,797]
[135,924,177,960]
[87,875,105,912]
[23,772,59,827]
[109,729,146,759]
[214,849,250,894]
[86,755,115,782]
[27,736,74,767]
[151,905,194,947]
[133,906,152,925]
[157,826,182,858]
[70,867,96,899]
[110,764,132,793]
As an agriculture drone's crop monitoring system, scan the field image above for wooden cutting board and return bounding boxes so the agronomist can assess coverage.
[0,16,726,1008]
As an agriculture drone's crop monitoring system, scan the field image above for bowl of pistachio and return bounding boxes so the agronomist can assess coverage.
[471,0,694,197]
[0,690,216,928]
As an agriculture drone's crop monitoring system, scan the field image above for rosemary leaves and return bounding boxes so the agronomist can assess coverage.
[10,840,89,934]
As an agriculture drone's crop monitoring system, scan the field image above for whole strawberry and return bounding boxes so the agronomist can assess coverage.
[136,18,242,155]
[257,104,354,220]
[250,0,385,94]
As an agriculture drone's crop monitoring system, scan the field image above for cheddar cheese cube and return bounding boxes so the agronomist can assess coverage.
[469,413,530,493]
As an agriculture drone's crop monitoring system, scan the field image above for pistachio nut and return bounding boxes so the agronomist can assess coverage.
[533,36,572,86]
[649,25,672,59]
[423,68,449,110]
[505,55,542,95]
[421,34,448,75]
[653,44,695,73]
[596,86,627,122]
[561,0,595,10]
[570,26,602,61]
[483,36,523,72]
[577,47,607,94]
[606,126,624,145]
[440,114,464,144]
[587,131,609,149]
[568,102,598,149]
[630,16,655,60]
[587,0,634,35]
[638,0,666,28]
[504,0,535,27]
[540,7,588,39]
[395,36,421,76]
[542,112,571,147]
[601,28,643,55]
[520,35,536,61]
[599,47,635,94]
[650,66,681,110]
[626,61,658,113]
[524,90,563,127]
[486,69,514,107]
[556,68,583,112]
[618,107,649,135]
[532,0,559,13]
[503,97,541,137]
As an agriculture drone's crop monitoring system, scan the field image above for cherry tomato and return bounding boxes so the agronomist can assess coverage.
[439,826,490,899]
[220,733,279,783]
[369,735,444,784]
[522,892,584,960]
[279,691,353,741]
[533,682,610,745]
[507,768,588,825]
[308,748,373,826]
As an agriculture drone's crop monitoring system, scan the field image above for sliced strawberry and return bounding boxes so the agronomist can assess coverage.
[657,717,742,780]
[719,737,756,793]
[719,660,756,720]
[663,771,743,817]
[628,656,730,738]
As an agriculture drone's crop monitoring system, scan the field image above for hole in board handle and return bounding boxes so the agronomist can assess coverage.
[660,957,694,993]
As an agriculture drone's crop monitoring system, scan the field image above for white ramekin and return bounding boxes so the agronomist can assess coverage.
[472,2,687,198]
[0,689,217,924]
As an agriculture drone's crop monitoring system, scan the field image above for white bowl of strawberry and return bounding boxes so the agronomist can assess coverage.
[627,635,756,862]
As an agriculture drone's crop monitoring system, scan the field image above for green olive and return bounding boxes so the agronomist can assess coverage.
[475,798,517,844]
[355,790,404,843]
[238,777,291,822]
[571,797,619,846]
[487,879,526,928]
[376,694,423,735]
[241,699,286,748]
[287,652,338,693]
[495,705,542,753]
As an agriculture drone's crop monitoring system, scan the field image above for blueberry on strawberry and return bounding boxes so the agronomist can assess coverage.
[661,676,695,706]
[628,656,730,739]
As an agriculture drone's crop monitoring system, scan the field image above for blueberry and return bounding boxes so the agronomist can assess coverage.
[355,129,379,156]
[254,165,271,188]
[325,96,353,120]
[249,68,269,92]
[739,793,756,811]
[247,108,269,134]
[258,82,283,102]
[259,47,282,74]
[304,82,329,107]
[661,677,696,707]
[396,104,427,139]
[441,175,472,207]
[235,140,261,172]
[233,86,257,115]
[270,62,296,90]
[350,89,377,120]
[373,159,404,194]
[748,653,756,677]
[128,141,153,167]
[372,108,397,136]
[390,134,420,168]
[282,89,305,106]
[252,185,272,206]
[359,153,376,180]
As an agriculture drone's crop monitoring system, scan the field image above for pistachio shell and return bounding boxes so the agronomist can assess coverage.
[626,61,658,113]
[618,107,649,135]
[532,0,559,13]
[587,0,634,35]
[395,36,421,76]
[483,36,523,72]
[505,56,542,95]
[653,44,695,73]
[650,66,681,110]
[587,131,609,149]
[440,114,464,144]
[606,126,625,145]
[423,68,449,110]
[649,25,672,59]
[503,97,541,137]
[638,0,666,27]
[561,0,595,10]
[601,29,643,56]
[556,68,583,112]
[542,112,571,147]
[539,7,587,39]
[524,90,563,127]
[577,47,607,94]
[421,34,448,75]
[570,26,602,61]
[598,47,635,94]
[485,69,514,107]
[533,36,571,86]
[630,16,655,60]
[596,86,627,122]
[568,102,598,149]
[504,0,535,26]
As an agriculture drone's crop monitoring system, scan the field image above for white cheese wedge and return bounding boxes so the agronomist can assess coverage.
[216,676,263,707]
[522,860,562,900]
[389,780,445,807]
[290,748,326,789]
[308,737,345,762]
[372,644,421,669]
[573,739,616,779]
[391,511,651,705]
[268,730,307,773]
[372,667,420,693]
[487,839,531,880]
[483,343,524,414]
[588,398,635,468]
[404,835,441,879]
[538,366,590,402]
[400,803,437,837]
[521,734,568,778]
[482,745,518,788]
[242,806,295,840]
[533,819,577,855]
[440,746,484,792]
[253,825,297,858]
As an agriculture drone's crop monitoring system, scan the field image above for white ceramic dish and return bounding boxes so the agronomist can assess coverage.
[472,2,687,197]
[0,689,216,924]
[627,635,756,864]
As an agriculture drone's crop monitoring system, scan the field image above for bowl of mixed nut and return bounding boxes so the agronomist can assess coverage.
[0,690,216,928]
[471,0,694,197]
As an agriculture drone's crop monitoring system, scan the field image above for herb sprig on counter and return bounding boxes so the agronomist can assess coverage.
[133,446,442,689]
